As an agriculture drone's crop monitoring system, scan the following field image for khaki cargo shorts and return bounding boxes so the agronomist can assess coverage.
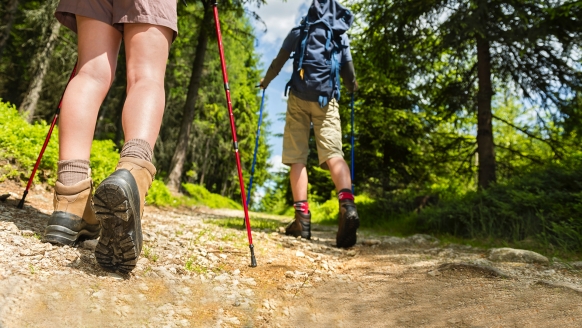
[55,0,178,41]
[282,92,344,170]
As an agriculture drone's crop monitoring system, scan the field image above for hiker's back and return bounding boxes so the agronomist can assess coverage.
[284,0,353,107]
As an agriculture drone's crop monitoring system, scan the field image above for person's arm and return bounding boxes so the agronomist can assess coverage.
[340,61,357,93]
[340,34,358,93]
[261,48,291,89]
[261,29,299,89]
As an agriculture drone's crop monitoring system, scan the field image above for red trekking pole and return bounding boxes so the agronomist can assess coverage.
[17,63,78,209]
[212,2,257,267]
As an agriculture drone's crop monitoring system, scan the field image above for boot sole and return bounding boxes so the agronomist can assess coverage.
[44,225,100,246]
[337,218,359,248]
[93,173,141,274]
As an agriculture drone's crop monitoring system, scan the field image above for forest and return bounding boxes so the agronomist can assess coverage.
[1,0,581,255]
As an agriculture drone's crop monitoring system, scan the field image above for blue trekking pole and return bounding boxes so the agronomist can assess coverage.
[350,93,355,194]
[246,89,266,209]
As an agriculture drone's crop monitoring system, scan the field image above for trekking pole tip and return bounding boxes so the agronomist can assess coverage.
[16,191,27,209]
[249,244,257,267]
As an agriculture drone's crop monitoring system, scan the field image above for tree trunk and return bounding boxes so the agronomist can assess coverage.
[199,135,213,186]
[476,35,496,189]
[0,0,19,59]
[166,7,212,192]
[19,18,61,123]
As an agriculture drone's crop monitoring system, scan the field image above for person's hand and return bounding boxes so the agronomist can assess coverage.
[259,78,265,89]
[353,80,358,93]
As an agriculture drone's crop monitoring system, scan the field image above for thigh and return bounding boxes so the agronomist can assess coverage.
[76,15,122,84]
[123,23,173,86]
[282,93,312,166]
[312,98,344,168]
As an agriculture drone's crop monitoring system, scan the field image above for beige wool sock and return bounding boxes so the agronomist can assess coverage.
[57,160,90,186]
[120,138,153,162]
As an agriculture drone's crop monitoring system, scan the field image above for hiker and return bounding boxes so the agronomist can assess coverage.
[43,0,177,273]
[260,0,359,248]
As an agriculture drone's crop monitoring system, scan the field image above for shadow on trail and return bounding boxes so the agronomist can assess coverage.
[0,196,129,279]
[0,197,49,236]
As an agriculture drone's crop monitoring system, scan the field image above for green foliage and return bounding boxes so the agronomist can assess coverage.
[88,140,119,185]
[182,183,242,210]
[256,168,292,214]
[145,180,241,210]
[146,180,180,206]
[0,100,59,184]
[418,156,582,253]
[0,100,119,185]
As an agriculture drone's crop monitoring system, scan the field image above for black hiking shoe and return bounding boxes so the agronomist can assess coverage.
[336,199,359,248]
[44,178,100,246]
[93,169,142,274]
[285,211,311,240]
[44,212,101,246]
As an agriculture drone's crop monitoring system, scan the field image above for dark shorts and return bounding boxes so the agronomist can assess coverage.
[55,0,178,41]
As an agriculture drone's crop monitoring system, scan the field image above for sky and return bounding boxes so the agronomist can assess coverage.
[247,0,312,173]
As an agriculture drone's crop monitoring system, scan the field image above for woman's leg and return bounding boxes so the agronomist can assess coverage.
[122,23,173,149]
[92,23,172,273]
[59,15,122,161]
[45,16,121,246]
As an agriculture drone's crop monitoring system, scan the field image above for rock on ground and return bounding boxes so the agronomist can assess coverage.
[488,247,549,265]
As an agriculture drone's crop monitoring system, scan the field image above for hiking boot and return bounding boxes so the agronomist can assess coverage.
[44,178,100,246]
[93,157,155,273]
[336,199,359,248]
[285,211,311,240]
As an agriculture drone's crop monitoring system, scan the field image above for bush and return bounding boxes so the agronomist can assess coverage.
[418,156,582,252]
[0,100,120,185]
[182,183,242,210]
[89,140,119,185]
[146,181,242,210]
[146,180,179,206]
[0,101,60,184]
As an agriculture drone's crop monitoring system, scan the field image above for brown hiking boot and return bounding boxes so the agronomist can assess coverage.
[336,199,359,248]
[44,178,100,246]
[285,211,311,239]
[93,157,155,273]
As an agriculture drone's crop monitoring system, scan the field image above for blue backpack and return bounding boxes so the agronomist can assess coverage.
[285,0,354,107]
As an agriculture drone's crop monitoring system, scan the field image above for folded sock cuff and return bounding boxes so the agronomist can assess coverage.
[57,159,90,186]
[120,138,153,162]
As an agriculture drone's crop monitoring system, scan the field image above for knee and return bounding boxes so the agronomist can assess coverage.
[326,157,347,170]
[126,65,165,90]
[126,74,164,92]
[76,64,116,92]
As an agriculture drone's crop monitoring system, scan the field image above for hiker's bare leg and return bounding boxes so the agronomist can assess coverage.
[59,16,122,160]
[122,23,173,149]
[290,163,308,201]
[326,157,352,191]
[59,16,121,161]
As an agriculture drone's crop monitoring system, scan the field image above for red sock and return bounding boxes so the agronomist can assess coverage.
[338,189,354,201]
[293,200,309,214]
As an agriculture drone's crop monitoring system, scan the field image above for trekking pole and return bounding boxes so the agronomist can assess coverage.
[213,2,257,267]
[350,92,355,194]
[246,89,266,209]
[17,62,78,209]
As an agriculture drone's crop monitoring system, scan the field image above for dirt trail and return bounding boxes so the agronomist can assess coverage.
[1,180,581,327]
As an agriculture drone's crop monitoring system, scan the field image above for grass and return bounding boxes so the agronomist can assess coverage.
[142,245,159,263]
[184,258,207,274]
[204,217,285,232]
